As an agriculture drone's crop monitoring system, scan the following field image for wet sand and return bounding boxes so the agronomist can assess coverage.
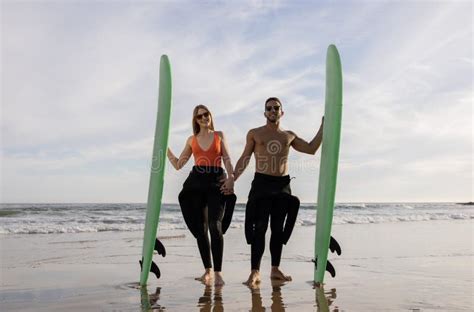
[1,220,473,311]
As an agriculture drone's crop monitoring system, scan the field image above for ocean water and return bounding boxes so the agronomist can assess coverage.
[0,202,472,235]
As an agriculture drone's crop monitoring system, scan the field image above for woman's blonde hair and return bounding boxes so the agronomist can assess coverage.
[192,104,215,135]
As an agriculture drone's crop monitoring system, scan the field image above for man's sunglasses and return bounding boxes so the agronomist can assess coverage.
[196,112,210,120]
[265,105,281,112]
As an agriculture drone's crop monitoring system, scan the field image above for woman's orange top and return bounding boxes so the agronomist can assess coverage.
[191,132,222,167]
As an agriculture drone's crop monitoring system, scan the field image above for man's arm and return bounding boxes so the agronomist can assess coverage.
[289,118,324,155]
[233,130,255,181]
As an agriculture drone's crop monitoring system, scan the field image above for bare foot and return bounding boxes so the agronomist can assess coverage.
[195,269,214,285]
[270,266,292,281]
[243,270,261,288]
[214,272,225,286]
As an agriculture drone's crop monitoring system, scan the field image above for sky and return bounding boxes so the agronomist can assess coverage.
[1,0,472,203]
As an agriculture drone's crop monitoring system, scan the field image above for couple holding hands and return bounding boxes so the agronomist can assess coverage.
[166,97,324,287]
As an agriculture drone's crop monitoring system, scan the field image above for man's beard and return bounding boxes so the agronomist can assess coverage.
[266,115,278,123]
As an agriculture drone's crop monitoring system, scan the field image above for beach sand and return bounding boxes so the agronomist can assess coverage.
[1,220,473,311]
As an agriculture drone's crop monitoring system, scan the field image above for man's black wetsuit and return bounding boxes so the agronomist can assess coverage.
[245,172,300,270]
[178,166,236,272]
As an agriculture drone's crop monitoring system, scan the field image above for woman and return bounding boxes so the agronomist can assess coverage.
[167,104,236,286]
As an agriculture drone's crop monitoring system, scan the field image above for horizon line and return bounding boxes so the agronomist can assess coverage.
[1,201,471,205]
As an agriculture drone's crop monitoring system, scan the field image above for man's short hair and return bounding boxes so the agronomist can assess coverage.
[264,97,282,109]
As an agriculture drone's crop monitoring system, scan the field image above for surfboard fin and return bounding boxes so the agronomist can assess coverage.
[312,258,336,278]
[140,258,161,279]
[154,238,166,257]
[329,236,342,256]
[325,260,336,277]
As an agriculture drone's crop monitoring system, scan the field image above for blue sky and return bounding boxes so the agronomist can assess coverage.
[1,0,472,203]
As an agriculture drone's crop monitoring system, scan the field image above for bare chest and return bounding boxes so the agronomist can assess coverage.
[254,131,292,155]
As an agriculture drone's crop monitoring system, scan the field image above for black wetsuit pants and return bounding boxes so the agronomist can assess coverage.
[248,173,292,270]
[251,196,290,270]
[193,188,224,272]
[180,166,225,272]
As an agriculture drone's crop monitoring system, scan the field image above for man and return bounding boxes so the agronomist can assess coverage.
[228,97,323,287]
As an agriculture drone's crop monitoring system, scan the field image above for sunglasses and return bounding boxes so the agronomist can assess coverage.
[265,105,281,112]
[196,112,210,120]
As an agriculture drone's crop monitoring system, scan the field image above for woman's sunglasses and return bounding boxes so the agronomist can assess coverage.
[196,112,210,120]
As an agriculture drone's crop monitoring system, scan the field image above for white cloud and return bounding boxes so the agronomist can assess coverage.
[1,0,472,202]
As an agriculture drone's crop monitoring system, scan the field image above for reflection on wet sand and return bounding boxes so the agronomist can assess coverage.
[140,284,225,312]
[140,286,165,312]
[197,285,224,312]
[250,279,288,311]
[314,285,338,312]
[139,282,338,311]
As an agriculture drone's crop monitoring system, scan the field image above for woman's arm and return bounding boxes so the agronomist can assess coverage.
[218,131,234,178]
[217,131,234,194]
[167,136,193,170]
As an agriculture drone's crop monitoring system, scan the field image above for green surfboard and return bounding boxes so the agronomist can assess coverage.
[314,45,343,284]
[140,55,172,286]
